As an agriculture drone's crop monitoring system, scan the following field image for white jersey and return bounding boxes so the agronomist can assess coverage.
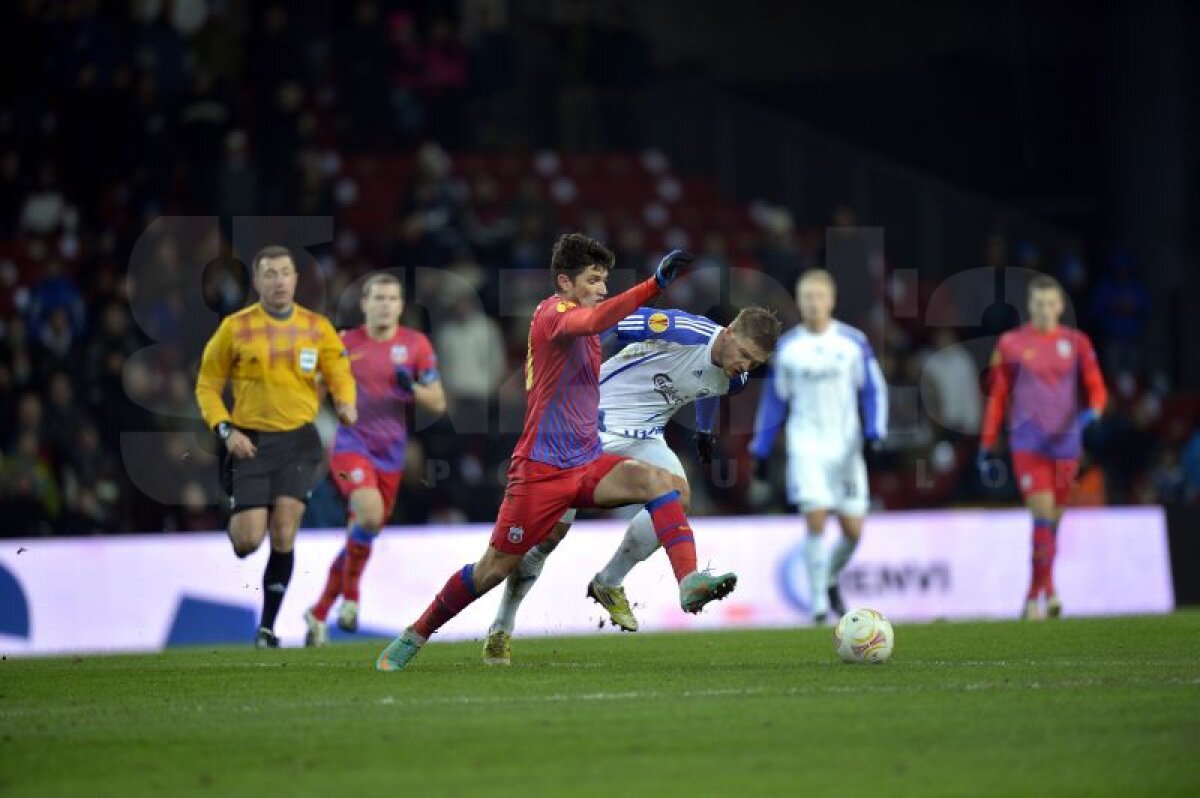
[750,319,888,460]
[597,308,748,440]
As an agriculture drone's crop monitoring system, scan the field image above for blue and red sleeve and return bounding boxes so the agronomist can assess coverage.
[980,334,1015,449]
[546,278,660,340]
[1076,331,1107,413]
[414,333,440,385]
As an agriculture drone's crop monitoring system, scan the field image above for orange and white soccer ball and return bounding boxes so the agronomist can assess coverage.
[834,608,894,663]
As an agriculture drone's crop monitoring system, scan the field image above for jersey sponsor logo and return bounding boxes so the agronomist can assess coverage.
[651,373,684,406]
[615,426,666,439]
[647,312,670,334]
[298,347,318,372]
[1057,339,1073,358]
[799,367,842,381]
[556,300,577,313]
[390,344,409,364]
[507,526,524,544]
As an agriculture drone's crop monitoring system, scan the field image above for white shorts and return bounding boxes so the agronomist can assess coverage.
[559,433,687,524]
[786,451,868,517]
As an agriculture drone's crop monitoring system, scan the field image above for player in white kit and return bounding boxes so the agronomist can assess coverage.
[483,306,781,664]
[749,269,888,623]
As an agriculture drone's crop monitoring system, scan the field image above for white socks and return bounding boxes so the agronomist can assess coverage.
[827,535,859,588]
[596,509,661,587]
[804,534,829,616]
[490,544,552,635]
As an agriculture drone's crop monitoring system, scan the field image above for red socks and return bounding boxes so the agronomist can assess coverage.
[1029,518,1057,600]
[342,540,372,602]
[412,565,479,639]
[647,491,697,582]
[312,548,346,621]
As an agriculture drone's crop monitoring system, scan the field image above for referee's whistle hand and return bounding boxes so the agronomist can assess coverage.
[335,401,358,426]
[226,430,257,459]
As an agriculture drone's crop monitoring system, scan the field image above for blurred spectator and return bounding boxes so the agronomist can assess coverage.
[2,428,60,535]
[424,18,469,145]
[755,207,803,287]
[1181,429,1200,504]
[1091,251,1150,374]
[918,329,983,438]
[42,371,89,461]
[28,259,86,339]
[466,0,515,146]
[58,423,122,535]
[393,142,471,266]
[1149,448,1186,505]
[434,287,507,435]
[18,163,69,235]
[217,129,260,216]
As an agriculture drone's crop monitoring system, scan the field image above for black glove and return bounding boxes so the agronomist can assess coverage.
[395,367,415,394]
[751,457,769,482]
[863,438,884,470]
[654,249,695,289]
[694,432,716,465]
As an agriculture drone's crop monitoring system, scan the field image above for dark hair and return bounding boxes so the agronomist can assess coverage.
[361,272,402,298]
[730,306,783,354]
[252,244,294,273]
[1028,274,1063,297]
[551,233,614,281]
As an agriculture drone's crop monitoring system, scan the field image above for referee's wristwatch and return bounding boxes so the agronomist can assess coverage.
[216,422,233,441]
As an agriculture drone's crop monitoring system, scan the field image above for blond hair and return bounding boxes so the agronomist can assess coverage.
[796,268,836,295]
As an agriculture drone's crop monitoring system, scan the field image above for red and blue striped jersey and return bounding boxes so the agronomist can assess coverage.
[332,325,438,471]
[981,323,1107,459]
[511,279,661,469]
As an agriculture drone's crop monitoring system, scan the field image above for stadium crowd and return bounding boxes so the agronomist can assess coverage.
[2,1,1197,537]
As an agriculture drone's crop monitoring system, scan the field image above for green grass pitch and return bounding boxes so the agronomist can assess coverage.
[3,612,1199,797]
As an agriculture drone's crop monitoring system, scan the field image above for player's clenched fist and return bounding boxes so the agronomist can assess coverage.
[654,249,695,289]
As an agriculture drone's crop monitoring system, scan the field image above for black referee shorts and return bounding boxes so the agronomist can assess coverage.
[219,424,324,514]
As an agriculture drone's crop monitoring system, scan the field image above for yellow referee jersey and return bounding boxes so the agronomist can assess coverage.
[195,303,355,432]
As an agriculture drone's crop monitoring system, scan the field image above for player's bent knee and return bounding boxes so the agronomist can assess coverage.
[231,539,259,559]
[672,477,691,510]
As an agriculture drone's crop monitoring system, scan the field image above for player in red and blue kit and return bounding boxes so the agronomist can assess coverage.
[376,233,738,671]
[303,273,445,646]
[979,275,1108,620]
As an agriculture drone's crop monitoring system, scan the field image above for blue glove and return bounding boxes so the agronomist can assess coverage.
[654,249,695,289]
[395,367,415,394]
[1077,408,1100,431]
[976,448,1001,484]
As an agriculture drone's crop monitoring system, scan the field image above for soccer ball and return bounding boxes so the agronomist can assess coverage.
[834,608,894,664]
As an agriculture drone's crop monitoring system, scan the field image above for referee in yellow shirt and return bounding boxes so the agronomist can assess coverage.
[196,245,357,648]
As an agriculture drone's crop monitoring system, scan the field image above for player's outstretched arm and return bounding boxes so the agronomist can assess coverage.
[554,251,694,339]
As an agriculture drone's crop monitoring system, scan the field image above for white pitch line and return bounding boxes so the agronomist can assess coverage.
[5,677,1198,721]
